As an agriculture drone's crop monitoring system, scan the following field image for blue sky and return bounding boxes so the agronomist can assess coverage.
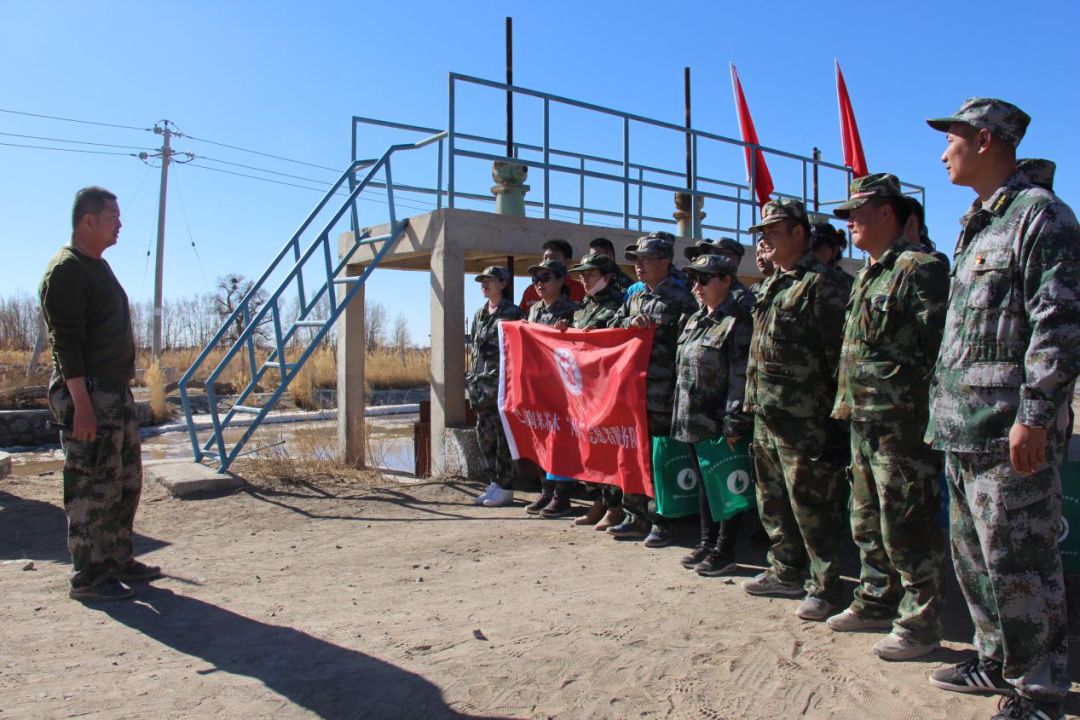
[3,1,1078,348]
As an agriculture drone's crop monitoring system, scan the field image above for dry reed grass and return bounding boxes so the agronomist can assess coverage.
[144,359,169,422]
[234,421,383,488]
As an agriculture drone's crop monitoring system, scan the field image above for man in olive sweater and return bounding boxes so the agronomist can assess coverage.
[39,186,161,602]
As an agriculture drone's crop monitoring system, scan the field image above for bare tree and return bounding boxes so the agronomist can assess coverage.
[215,275,270,346]
[0,290,40,350]
[391,312,410,357]
[365,300,387,350]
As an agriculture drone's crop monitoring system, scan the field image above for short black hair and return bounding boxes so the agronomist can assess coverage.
[588,237,615,255]
[72,186,117,229]
[904,196,925,226]
[542,238,573,261]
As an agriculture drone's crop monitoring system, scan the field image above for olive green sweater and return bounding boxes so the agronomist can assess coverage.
[39,246,136,388]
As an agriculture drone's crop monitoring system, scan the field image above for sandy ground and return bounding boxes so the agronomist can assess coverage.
[2,470,1078,720]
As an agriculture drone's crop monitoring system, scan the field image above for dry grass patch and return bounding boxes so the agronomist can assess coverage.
[234,424,383,488]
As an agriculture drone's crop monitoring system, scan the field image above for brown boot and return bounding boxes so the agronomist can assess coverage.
[574,500,605,526]
[594,507,624,531]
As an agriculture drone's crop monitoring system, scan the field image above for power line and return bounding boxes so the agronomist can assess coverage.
[0,130,155,151]
[197,154,338,186]
[171,168,211,291]
[183,133,339,172]
[185,161,332,193]
[0,141,137,157]
[0,107,151,132]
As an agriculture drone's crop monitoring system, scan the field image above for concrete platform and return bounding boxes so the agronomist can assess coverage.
[144,459,245,498]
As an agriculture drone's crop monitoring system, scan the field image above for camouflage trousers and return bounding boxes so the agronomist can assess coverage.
[947,438,1068,702]
[752,417,845,602]
[848,421,946,644]
[475,409,515,490]
[48,382,142,589]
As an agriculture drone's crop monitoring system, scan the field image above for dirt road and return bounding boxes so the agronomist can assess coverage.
[1,472,1076,719]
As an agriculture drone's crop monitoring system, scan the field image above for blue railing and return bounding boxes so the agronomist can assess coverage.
[178,131,446,471]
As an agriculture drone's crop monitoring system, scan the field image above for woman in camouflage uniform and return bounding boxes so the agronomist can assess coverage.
[467,266,524,507]
[673,254,754,576]
[522,259,580,517]
[557,252,626,527]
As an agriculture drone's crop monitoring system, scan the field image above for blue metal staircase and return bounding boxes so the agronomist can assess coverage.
[177,131,446,472]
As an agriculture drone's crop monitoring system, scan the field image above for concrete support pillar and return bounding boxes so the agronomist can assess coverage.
[337,262,366,467]
[491,161,529,216]
[429,233,466,475]
[673,192,705,239]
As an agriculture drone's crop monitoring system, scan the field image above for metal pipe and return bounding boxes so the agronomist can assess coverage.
[812,147,821,212]
[506,17,513,158]
[684,67,692,190]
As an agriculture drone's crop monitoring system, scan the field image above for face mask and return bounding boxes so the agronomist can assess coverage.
[586,276,609,297]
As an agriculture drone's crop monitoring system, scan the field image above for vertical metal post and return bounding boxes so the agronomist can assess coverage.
[684,67,692,190]
[812,147,821,212]
[151,121,172,360]
[448,75,456,209]
[749,150,758,225]
[736,187,742,239]
[622,117,630,229]
[349,119,359,236]
[691,133,700,238]
[436,139,444,211]
[637,167,644,232]
[543,98,550,220]
[385,160,397,227]
[505,17,513,158]
[578,157,585,224]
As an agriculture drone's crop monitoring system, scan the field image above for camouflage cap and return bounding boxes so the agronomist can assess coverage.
[833,173,903,219]
[569,252,620,276]
[1017,157,1056,192]
[926,97,1030,147]
[685,237,745,261]
[747,198,808,233]
[526,258,567,279]
[625,230,675,260]
[681,253,739,280]
[475,266,510,283]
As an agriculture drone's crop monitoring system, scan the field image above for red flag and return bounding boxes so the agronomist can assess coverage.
[730,64,774,208]
[498,322,655,497]
[836,61,869,178]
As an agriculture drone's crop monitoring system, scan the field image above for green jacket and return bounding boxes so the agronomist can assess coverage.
[527,295,578,326]
[832,236,948,423]
[466,298,523,410]
[572,285,623,330]
[925,170,1080,452]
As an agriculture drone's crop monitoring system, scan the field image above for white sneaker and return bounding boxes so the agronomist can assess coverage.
[826,608,895,632]
[482,486,515,507]
[474,482,497,505]
[873,632,939,661]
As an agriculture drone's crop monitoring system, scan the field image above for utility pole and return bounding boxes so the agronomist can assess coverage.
[139,120,192,360]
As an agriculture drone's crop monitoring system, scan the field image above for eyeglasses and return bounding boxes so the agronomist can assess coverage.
[532,273,553,283]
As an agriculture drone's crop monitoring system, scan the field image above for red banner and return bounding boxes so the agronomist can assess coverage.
[730,64,775,208]
[498,321,655,497]
[836,61,869,178]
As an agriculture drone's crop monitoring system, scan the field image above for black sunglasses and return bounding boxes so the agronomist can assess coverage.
[532,273,554,283]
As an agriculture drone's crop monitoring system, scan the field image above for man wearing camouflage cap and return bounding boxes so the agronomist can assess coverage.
[925,98,1080,720]
[684,237,757,311]
[740,197,849,620]
[828,173,950,661]
[609,231,698,543]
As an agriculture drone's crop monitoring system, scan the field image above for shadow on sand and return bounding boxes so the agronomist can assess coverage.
[102,585,514,720]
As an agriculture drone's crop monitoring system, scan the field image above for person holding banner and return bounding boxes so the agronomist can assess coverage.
[829,173,949,661]
[609,231,698,544]
[467,266,525,507]
[684,237,756,312]
[522,259,580,518]
[673,254,754,576]
[556,252,628,528]
[741,198,849,622]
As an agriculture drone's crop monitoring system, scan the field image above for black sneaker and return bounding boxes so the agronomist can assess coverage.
[992,695,1063,720]
[929,657,1013,696]
[69,578,135,602]
[525,492,553,515]
[115,560,163,582]
[696,548,738,577]
[607,516,649,539]
[643,524,677,548]
[540,495,572,518]
[680,545,711,569]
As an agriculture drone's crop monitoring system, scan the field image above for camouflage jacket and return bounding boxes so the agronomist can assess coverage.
[745,252,847,432]
[830,265,855,299]
[527,295,578,326]
[671,295,754,444]
[925,170,1080,452]
[612,274,698,418]
[572,284,623,330]
[731,279,758,312]
[832,236,948,423]
[466,299,524,409]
